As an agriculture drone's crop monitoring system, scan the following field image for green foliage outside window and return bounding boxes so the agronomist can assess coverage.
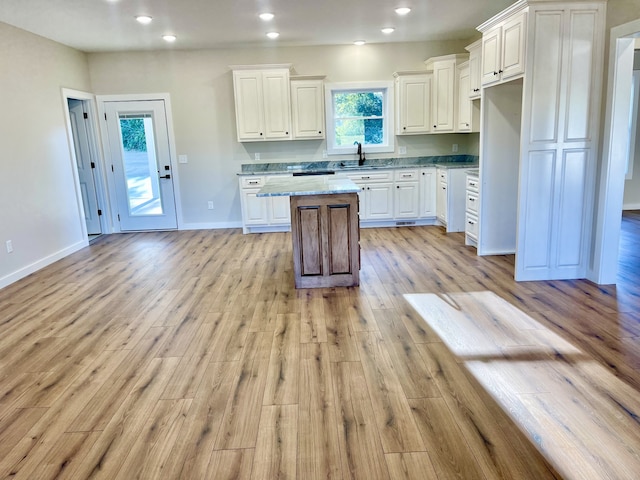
[120,118,147,152]
[334,91,384,146]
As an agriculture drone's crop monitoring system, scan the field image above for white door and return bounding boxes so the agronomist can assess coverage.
[68,99,101,235]
[104,100,177,231]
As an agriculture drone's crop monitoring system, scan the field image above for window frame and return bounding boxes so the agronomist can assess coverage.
[324,81,395,155]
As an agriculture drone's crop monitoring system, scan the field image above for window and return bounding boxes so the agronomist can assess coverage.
[325,81,394,155]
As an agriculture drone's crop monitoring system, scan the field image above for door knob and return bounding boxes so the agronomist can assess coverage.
[160,174,171,179]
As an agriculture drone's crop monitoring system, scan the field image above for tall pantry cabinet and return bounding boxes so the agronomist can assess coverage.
[477,0,606,281]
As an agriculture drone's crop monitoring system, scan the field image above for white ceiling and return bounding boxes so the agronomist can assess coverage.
[0,0,514,52]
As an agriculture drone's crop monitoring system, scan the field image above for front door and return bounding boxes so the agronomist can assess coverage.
[68,99,101,235]
[103,100,177,231]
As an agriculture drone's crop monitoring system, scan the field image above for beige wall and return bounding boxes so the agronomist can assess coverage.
[0,22,91,287]
[87,41,477,227]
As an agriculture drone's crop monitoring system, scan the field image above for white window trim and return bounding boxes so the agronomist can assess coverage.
[324,81,395,155]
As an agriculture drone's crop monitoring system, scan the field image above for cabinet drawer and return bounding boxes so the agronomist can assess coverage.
[466,212,479,239]
[438,169,448,183]
[466,175,479,192]
[347,171,392,182]
[466,192,479,214]
[394,169,418,181]
[241,176,265,188]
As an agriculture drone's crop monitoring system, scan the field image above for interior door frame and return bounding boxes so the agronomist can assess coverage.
[591,19,640,284]
[61,88,111,237]
[96,93,183,233]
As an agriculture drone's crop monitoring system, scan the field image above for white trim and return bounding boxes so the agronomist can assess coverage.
[0,240,88,290]
[180,221,244,230]
[623,202,640,210]
[96,93,184,232]
[591,18,640,284]
[324,81,395,155]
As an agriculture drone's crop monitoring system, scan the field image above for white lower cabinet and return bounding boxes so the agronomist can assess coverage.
[465,170,480,247]
[419,168,437,218]
[345,171,394,220]
[239,166,469,233]
[239,175,291,233]
[394,169,420,219]
[436,167,467,232]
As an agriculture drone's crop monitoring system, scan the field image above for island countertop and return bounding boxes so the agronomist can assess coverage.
[257,175,360,197]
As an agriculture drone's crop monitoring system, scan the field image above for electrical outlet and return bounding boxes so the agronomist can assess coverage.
[6,240,13,253]
[398,146,407,155]
[452,143,459,153]
[255,152,260,161]
[322,150,328,159]
[207,201,214,210]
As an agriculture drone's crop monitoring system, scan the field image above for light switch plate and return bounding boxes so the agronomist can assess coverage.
[255,153,260,161]
[178,155,188,164]
[399,146,407,155]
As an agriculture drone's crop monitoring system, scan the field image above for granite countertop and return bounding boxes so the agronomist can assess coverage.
[239,155,478,176]
[257,176,360,197]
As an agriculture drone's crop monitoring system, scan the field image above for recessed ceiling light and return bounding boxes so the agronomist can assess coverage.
[395,7,411,15]
[354,40,366,46]
[259,13,275,21]
[162,35,177,42]
[266,32,280,39]
[381,27,395,34]
[135,15,152,25]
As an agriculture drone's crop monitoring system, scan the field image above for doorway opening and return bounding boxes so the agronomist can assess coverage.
[63,89,108,242]
[593,20,640,284]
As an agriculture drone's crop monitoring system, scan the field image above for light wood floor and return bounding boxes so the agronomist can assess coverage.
[0,212,639,479]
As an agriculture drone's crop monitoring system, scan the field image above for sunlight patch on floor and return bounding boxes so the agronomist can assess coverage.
[405,291,640,480]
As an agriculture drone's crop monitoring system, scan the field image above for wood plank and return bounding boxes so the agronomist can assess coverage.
[251,404,298,480]
[161,362,239,479]
[263,313,300,405]
[215,331,273,449]
[384,452,439,480]
[332,361,390,480]
[355,331,425,453]
[298,343,342,480]
[206,449,254,480]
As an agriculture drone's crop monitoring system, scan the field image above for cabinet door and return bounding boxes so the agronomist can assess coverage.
[468,46,482,99]
[419,168,436,218]
[365,183,394,219]
[436,181,448,222]
[457,64,471,132]
[233,71,265,141]
[242,189,269,224]
[397,75,431,134]
[481,27,502,86]
[501,12,527,81]
[394,181,420,218]
[262,70,292,140]
[291,80,325,139]
[432,60,456,132]
[270,195,291,224]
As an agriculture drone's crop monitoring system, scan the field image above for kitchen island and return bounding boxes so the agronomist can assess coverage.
[258,176,360,288]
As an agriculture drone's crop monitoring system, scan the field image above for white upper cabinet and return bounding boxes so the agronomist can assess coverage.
[290,76,325,140]
[479,5,527,87]
[232,65,292,142]
[466,39,482,99]
[394,72,432,135]
[425,54,469,134]
[457,62,472,132]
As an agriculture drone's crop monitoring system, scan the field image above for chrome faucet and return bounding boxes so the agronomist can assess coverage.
[356,142,366,166]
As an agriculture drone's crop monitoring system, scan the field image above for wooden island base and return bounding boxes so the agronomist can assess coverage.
[290,192,360,288]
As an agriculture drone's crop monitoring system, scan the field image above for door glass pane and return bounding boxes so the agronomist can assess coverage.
[119,115,163,216]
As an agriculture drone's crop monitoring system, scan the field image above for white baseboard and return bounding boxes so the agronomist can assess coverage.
[623,203,640,210]
[0,240,88,290]
[179,221,243,231]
